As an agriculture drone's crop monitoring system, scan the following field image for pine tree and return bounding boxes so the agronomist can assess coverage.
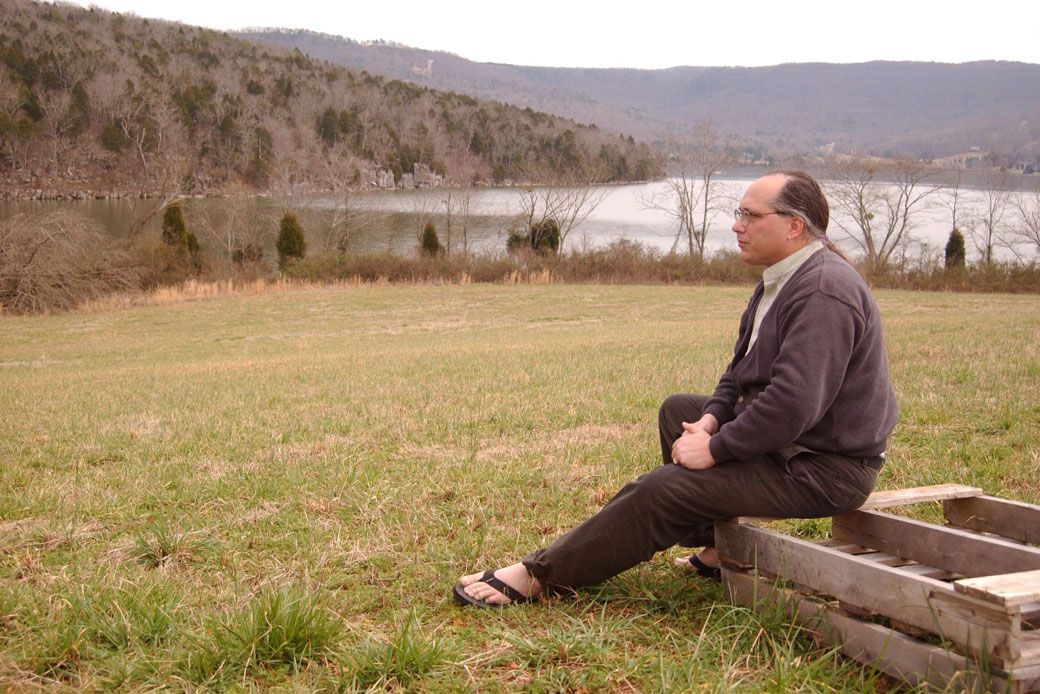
[161,202,188,247]
[945,228,966,269]
[276,212,306,269]
[420,221,442,256]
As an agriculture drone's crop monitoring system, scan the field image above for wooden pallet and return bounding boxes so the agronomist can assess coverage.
[715,484,1040,693]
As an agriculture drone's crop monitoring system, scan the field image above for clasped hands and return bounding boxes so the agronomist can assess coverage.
[670,414,718,470]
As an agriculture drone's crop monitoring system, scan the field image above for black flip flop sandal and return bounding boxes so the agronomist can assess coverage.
[452,570,537,608]
[680,555,722,582]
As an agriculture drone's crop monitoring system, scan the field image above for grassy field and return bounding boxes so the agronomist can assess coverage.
[1,284,1038,692]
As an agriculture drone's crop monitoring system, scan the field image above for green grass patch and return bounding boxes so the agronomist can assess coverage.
[1,284,1037,690]
[179,584,342,687]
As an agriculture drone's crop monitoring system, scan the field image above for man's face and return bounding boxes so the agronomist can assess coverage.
[732,175,799,266]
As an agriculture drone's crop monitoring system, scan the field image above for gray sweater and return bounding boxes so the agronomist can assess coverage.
[704,249,898,463]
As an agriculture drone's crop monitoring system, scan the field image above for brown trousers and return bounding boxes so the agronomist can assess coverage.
[522,394,882,592]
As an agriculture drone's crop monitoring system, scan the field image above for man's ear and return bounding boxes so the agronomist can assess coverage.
[787,215,805,240]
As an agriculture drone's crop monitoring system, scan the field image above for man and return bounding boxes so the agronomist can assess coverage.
[455,171,898,607]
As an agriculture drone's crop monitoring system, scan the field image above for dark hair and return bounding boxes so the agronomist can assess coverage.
[769,170,829,241]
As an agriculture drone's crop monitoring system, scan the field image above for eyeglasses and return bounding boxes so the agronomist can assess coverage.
[734,208,786,226]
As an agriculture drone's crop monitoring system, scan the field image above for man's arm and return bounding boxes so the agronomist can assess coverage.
[708,291,863,463]
[702,288,762,428]
[702,370,738,428]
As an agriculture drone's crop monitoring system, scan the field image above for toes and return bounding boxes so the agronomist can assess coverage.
[459,571,485,587]
[462,579,509,605]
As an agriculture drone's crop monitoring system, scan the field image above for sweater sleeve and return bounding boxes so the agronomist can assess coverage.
[703,369,738,427]
[708,290,862,463]
[702,286,761,427]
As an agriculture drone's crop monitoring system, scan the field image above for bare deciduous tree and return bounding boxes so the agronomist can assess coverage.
[116,99,155,174]
[826,158,939,274]
[937,168,965,236]
[515,162,610,254]
[39,90,75,171]
[319,150,377,252]
[409,192,439,250]
[966,170,1013,264]
[641,122,733,259]
[197,195,269,266]
[213,96,243,181]
[442,189,457,255]
[642,172,700,257]
[0,69,32,172]
[444,187,484,257]
[121,97,194,240]
[440,148,483,256]
[270,152,314,216]
[1011,185,1040,259]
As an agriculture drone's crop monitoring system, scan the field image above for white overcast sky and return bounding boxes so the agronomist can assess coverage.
[64,0,1039,69]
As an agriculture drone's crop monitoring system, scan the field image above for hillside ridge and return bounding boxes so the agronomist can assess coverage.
[240,28,1040,163]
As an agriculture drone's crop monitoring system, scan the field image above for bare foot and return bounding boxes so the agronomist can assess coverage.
[673,547,720,571]
[458,563,543,605]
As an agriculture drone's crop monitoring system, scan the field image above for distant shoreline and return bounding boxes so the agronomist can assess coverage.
[3,164,1038,204]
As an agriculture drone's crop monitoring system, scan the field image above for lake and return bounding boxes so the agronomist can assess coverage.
[1,177,1030,263]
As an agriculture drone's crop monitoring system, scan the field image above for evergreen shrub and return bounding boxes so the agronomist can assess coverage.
[161,202,187,247]
[945,228,966,269]
[276,213,306,269]
[420,221,443,256]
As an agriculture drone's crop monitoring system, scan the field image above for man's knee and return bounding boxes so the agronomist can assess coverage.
[659,393,705,432]
[659,393,690,425]
[616,465,719,545]
[624,463,693,508]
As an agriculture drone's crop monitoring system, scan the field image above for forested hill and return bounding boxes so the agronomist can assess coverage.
[241,29,1040,163]
[0,1,661,197]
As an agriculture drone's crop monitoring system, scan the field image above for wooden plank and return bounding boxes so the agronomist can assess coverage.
[1024,602,1040,628]
[724,569,1040,694]
[899,564,958,581]
[956,571,1040,607]
[1023,639,1040,666]
[837,601,874,619]
[927,589,1034,665]
[859,484,983,510]
[816,539,866,554]
[945,496,1040,545]
[831,510,1040,579]
[714,521,1022,666]
[731,485,990,529]
[855,551,914,567]
[732,485,987,525]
